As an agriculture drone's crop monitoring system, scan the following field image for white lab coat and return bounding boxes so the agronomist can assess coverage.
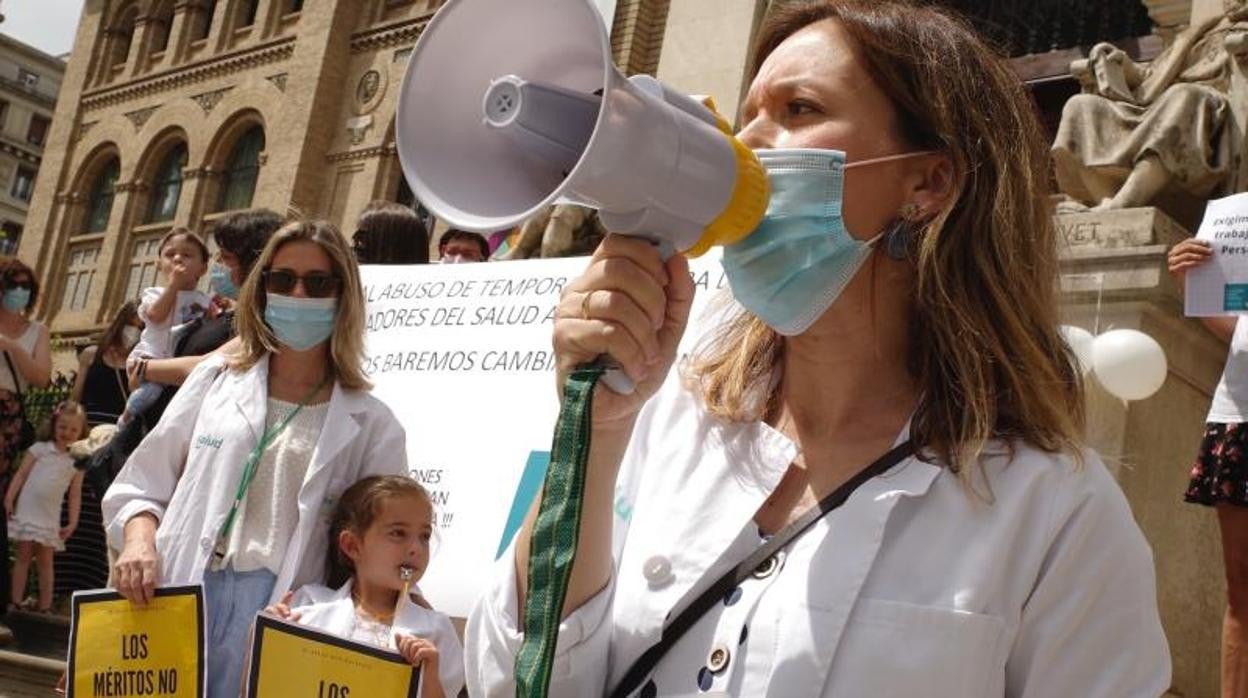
[289,580,466,697]
[102,354,408,604]
[466,374,1171,697]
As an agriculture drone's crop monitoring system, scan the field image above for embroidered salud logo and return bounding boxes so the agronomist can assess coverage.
[194,434,224,450]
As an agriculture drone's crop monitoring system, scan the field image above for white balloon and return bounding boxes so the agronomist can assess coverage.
[1059,325,1095,376]
[1091,329,1168,401]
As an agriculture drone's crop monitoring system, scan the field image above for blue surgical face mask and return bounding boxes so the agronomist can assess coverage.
[722,148,928,336]
[209,264,239,299]
[264,293,337,351]
[2,287,31,313]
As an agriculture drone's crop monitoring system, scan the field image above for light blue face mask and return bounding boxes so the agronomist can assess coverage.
[2,287,31,313]
[722,148,928,336]
[209,264,239,300]
[264,293,337,351]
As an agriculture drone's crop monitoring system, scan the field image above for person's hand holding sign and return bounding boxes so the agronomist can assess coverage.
[1168,238,1214,283]
[113,512,161,605]
[263,591,303,623]
[396,634,443,698]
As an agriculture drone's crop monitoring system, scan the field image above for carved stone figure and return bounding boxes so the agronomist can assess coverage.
[1052,0,1248,214]
[504,204,606,259]
[357,70,381,104]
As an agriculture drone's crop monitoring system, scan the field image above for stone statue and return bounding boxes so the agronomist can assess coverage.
[1052,0,1248,214]
[504,204,606,259]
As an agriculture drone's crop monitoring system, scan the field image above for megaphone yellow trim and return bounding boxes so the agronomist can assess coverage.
[683,98,770,258]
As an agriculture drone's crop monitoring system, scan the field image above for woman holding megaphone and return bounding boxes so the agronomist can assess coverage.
[467,2,1169,696]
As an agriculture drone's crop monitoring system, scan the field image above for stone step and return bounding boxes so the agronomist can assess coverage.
[4,609,69,661]
[0,648,64,695]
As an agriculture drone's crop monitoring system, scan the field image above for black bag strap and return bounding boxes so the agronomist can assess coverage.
[3,350,25,404]
[608,440,915,698]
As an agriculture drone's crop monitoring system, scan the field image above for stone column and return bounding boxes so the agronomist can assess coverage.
[86,180,146,324]
[168,1,196,64]
[655,0,766,127]
[1056,207,1224,698]
[127,15,156,78]
[181,166,220,230]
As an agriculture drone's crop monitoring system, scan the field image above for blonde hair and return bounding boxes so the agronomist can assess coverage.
[46,400,87,441]
[230,219,372,390]
[690,0,1084,478]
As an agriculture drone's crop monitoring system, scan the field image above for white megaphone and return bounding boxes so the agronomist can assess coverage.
[395,0,768,257]
[396,0,769,392]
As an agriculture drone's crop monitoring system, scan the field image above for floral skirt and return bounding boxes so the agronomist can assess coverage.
[1185,422,1248,507]
[0,388,23,459]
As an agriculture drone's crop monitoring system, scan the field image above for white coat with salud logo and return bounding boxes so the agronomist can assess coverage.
[466,373,1171,697]
[102,353,408,604]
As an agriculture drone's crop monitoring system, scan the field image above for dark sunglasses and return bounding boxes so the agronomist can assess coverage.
[261,269,342,298]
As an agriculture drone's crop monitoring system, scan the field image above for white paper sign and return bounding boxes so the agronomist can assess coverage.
[362,253,730,618]
[1186,192,1248,316]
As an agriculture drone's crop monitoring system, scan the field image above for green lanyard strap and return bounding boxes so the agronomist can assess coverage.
[212,377,329,561]
[515,364,605,697]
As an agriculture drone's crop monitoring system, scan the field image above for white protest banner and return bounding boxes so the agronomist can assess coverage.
[1186,192,1248,316]
[362,252,730,618]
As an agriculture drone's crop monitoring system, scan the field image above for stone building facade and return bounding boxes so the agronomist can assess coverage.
[0,34,64,256]
[17,0,673,342]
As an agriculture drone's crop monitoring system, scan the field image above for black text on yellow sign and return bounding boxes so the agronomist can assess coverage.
[67,585,205,698]
[246,614,420,697]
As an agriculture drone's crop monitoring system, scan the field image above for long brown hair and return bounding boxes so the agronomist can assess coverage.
[229,219,372,390]
[326,475,432,588]
[97,301,140,358]
[691,0,1084,479]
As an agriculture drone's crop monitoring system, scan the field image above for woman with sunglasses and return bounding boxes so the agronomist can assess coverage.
[103,220,408,698]
[0,257,50,614]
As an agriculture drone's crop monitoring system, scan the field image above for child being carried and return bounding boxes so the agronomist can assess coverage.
[265,475,463,698]
[119,228,210,426]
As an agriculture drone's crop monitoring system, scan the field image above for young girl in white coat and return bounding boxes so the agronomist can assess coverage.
[5,401,86,612]
[104,220,408,698]
[266,475,464,698]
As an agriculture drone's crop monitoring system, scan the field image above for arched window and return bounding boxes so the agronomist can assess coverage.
[146,143,186,223]
[86,158,120,233]
[286,0,304,13]
[148,1,175,54]
[217,125,264,212]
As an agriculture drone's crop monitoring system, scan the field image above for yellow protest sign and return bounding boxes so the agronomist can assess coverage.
[68,585,204,698]
[246,614,419,697]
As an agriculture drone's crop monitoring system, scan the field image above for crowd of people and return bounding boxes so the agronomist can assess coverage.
[6,0,1248,696]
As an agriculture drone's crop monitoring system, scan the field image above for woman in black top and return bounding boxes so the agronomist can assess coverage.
[72,302,139,427]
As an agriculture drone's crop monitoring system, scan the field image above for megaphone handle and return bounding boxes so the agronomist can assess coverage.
[588,236,676,396]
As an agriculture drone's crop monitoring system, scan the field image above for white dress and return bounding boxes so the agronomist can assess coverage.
[10,441,77,550]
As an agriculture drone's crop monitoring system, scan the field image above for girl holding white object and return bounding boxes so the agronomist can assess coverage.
[266,475,464,698]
